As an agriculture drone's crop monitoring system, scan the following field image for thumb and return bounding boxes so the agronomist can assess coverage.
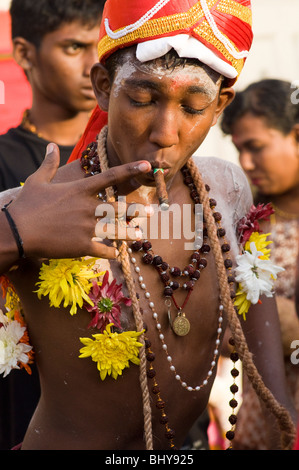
[34,143,61,183]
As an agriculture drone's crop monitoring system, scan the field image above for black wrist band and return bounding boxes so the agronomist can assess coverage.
[2,200,25,259]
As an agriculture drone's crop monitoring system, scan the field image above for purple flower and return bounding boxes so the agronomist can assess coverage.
[84,271,131,332]
[237,203,274,244]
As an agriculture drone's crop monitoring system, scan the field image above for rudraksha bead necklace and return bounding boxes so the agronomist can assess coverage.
[144,334,177,449]
[80,141,101,176]
[129,164,235,338]
[80,137,239,448]
[130,238,208,337]
[226,337,240,449]
[125,166,236,392]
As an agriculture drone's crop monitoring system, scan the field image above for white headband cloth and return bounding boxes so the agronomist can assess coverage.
[136,35,238,79]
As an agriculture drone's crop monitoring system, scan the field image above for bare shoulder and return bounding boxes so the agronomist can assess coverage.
[193,155,252,217]
[192,156,253,255]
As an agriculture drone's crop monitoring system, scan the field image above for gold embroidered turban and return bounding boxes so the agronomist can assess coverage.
[98,0,253,83]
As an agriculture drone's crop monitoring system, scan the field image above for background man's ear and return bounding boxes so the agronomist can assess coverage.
[211,87,235,127]
[91,63,111,112]
[12,37,36,73]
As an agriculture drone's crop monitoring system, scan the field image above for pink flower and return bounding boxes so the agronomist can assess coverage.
[84,271,131,332]
[237,203,274,244]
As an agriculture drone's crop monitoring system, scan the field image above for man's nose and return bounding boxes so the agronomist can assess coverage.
[149,106,180,148]
[239,150,255,172]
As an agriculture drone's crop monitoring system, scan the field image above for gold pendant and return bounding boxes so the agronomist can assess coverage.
[172,311,190,337]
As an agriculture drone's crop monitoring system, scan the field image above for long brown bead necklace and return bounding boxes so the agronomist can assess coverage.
[126,164,239,449]
[130,236,207,337]
[126,163,236,390]
[129,164,235,337]
[80,134,239,449]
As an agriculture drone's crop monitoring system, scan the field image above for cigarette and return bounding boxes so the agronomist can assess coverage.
[153,168,169,211]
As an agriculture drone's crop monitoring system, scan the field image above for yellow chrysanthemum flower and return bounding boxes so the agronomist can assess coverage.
[0,275,21,320]
[4,286,21,321]
[79,323,144,380]
[36,258,102,315]
[234,285,251,321]
[244,232,272,260]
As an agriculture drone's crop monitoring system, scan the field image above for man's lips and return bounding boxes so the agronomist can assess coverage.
[148,161,171,177]
[81,87,96,99]
[149,168,170,178]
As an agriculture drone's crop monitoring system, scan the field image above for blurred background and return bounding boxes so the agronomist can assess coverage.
[1,0,299,164]
[0,0,31,134]
[200,0,299,164]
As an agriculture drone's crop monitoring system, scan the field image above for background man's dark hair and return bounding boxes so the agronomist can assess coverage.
[10,0,106,48]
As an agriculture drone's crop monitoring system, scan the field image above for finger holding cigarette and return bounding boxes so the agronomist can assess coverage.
[153,168,169,211]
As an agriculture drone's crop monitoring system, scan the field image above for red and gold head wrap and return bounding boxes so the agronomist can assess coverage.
[99,0,252,81]
[69,0,253,162]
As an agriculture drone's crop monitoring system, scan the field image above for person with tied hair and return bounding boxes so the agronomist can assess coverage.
[0,0,296,450]
[221,78,299,449]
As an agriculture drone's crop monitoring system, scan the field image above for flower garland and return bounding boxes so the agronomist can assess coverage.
[234,203,284,320]
[79,323,143,380]
[35,257,101,315]
[0,276,34,376]
[0,202,284,378]
[0,310,33,377]
[0,258,144,380]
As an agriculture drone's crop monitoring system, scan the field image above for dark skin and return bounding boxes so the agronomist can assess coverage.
[13,20,100,146]
[0,51,294,449]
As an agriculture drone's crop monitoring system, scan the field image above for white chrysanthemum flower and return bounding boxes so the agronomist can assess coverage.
[235,242,284,304]
[0,311,32,377]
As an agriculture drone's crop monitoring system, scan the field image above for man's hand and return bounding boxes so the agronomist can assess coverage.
[6,143,151,261]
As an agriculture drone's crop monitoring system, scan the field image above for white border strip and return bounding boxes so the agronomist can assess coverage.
[200,0,249,59]
[105,0,172,39]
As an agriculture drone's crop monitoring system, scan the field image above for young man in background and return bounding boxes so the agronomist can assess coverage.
[0,0,107,191]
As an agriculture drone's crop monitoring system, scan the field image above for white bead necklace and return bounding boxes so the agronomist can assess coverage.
[127,245,224,392]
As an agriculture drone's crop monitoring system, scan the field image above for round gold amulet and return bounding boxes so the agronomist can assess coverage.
[172,312,190,336]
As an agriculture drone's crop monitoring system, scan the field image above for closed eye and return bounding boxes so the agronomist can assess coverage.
[129,97,154,107]
[182,105,205,115]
